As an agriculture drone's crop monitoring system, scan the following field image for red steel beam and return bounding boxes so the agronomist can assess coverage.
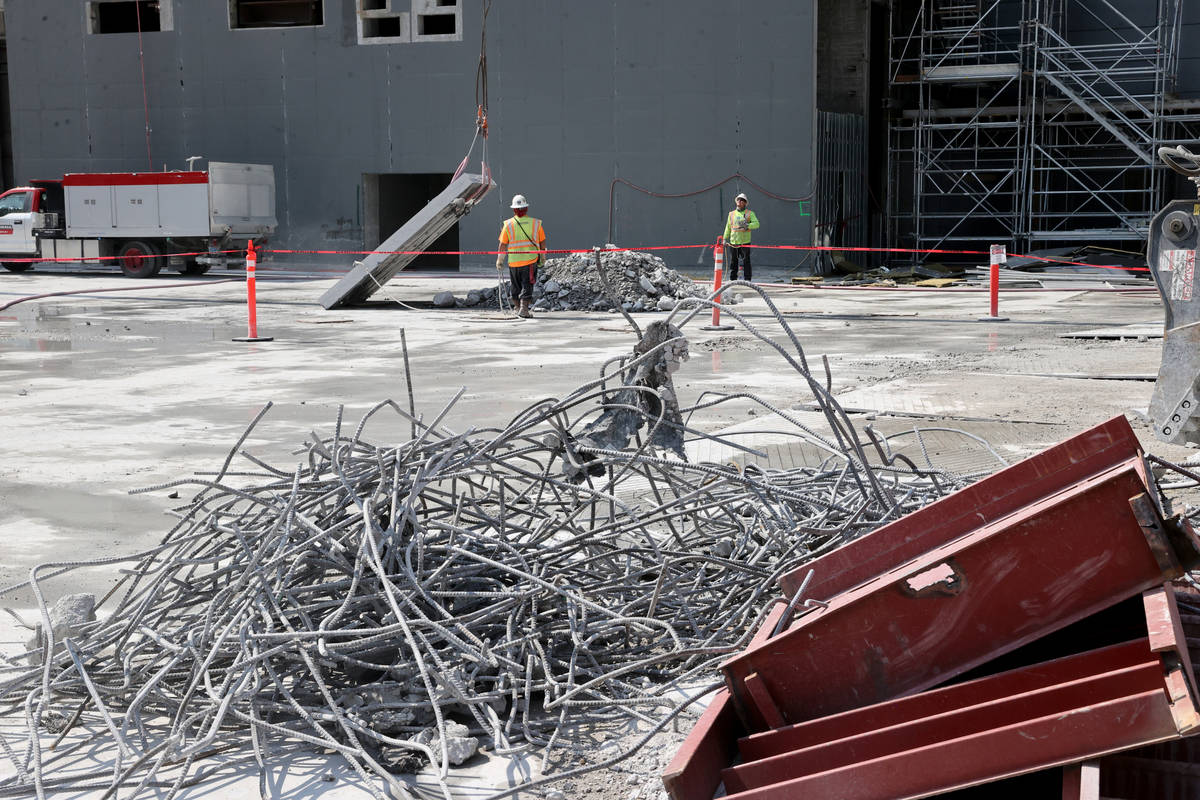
[736,639,1152,762]
[722,462,1200,730]
[723,648,1166,793]
[778,416,1146,604]
[699,587,1200,800]
[661,601,785,800]
[723,690,1176,800]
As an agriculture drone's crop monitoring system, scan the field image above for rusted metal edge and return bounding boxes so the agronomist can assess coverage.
[721,690,1178,800]
[778,415,1144,604]
[736,639,1152,762]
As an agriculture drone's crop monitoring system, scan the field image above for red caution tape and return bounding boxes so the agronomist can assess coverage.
[0,242,1148,274]
[263,243,1148,272]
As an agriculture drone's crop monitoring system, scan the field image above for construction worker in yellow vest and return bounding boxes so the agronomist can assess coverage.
[496,194,546,319]
[723,192,760,282]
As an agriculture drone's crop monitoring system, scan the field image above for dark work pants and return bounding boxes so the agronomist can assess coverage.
[726,245,752,282]
[508,261,537,301]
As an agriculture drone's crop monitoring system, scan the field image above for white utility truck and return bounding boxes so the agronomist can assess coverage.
[0,161,276,278]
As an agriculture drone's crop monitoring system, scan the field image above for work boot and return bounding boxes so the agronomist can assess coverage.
[518,299,533,319]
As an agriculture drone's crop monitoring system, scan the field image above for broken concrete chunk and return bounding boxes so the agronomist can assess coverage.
[657,297,677,311]
[25,593,96,663]
[543,280,561,294]
[412,720,478,765]
[433,291,457,308]
[463,290,481,307]
[639,276,658,295]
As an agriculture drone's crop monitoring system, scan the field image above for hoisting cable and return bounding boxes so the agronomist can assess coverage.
[459,0,507,314]
[453,0,493,183]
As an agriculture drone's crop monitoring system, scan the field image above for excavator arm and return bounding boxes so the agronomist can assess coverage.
[1148,145,1200,444]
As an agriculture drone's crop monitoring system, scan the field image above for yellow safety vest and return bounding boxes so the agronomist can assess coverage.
[503,216,543,267]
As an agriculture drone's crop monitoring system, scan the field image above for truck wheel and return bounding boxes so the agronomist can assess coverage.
[2,262,32,273]
[179,259,210,276]
[118,241,162,278]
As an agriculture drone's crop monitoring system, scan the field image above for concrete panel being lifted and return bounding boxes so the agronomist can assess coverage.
[319,173,494,309]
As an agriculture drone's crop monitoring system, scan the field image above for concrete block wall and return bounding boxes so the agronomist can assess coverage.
[5,0,816,269]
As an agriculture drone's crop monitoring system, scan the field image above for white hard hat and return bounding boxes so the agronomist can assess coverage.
[511,194,529,209]
[735,193,748,202]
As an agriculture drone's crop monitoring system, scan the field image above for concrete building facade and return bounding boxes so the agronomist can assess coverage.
[3,1,818,269]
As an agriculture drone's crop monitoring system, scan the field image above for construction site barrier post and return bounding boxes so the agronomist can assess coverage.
[979,243,1009,322]
[233,240,274,342]
[701,235,735,331]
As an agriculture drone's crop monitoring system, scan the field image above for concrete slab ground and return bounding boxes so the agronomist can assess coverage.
[0,261,1190,798]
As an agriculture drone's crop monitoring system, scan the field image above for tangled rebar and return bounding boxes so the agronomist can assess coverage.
[0,284,1011,799]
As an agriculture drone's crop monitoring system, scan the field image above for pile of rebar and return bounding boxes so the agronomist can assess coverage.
[0,285,1010,799]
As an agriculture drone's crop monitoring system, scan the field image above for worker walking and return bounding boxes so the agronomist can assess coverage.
[496,194,546,319]
[723,192,760,282]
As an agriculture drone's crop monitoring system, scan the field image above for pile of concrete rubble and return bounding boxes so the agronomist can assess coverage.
[432,247,706,312]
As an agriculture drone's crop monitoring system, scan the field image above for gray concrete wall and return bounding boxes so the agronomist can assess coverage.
[5,1,816,269]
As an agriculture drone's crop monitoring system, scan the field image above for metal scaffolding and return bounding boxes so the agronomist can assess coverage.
[887,0,1200,259]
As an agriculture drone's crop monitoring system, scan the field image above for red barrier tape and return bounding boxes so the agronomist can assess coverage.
[262,244,1149,272]
[1,243,1148,273]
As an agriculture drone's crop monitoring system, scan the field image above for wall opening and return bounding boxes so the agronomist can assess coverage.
[362,16,403,38]
[358,0,460,44]
[362,173,459,270]
[89,1,169,34]
[230,0,322,29]
[418,12,454,36]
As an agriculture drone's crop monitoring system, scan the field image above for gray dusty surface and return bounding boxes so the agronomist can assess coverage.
[0,264,1187,798]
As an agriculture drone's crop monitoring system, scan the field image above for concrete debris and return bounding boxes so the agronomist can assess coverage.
[412,721,479,766]
[433,290,458,308]
[434,247,704,312]
[555,320,691,479]
[24,592,95,664]
[320,172,494,309]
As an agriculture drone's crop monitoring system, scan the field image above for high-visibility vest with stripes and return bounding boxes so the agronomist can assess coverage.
[503,216,543,267]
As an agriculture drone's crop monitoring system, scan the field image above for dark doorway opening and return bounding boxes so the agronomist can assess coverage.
[363,173,459,271]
